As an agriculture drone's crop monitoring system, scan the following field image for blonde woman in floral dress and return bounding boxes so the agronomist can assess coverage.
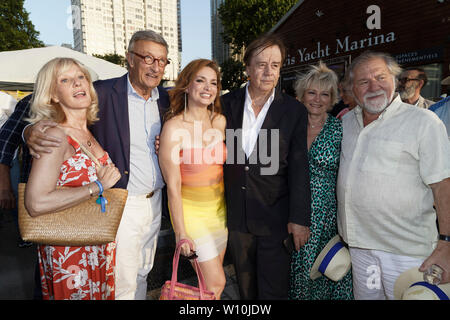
[25,58,121,300]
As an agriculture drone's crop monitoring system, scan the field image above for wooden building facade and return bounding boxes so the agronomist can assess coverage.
[271,0,450,99]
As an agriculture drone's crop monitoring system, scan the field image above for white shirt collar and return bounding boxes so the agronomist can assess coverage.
[127,74,159,102]
[244,81,275,112]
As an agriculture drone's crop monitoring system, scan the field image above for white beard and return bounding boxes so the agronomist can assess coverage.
[399,84,416,101]
[360,90,393,114]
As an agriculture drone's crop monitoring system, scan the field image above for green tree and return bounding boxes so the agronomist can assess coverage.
[220,58,246,91]
[0,0,44,51]
[93,53,126,67]
[218,0,297,56]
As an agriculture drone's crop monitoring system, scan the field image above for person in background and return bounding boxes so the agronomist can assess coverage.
[0,94,41,298]
[0,92,31,246]
[221,33,311,300]
[397,67,434,108]
[337,51,450,300]
[25,57,121,300]
[429,96,450,139]
[0,91,19,218]
[0,91,17,128]
[336,77,357,120]
[289,61,353,300]
[159,59,227,299]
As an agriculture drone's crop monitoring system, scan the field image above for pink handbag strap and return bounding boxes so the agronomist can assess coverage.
[169,239,208,299]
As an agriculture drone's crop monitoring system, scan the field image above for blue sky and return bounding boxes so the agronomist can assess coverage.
[23,0,212,68]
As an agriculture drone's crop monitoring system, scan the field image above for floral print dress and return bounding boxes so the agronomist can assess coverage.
[38,136,116,300]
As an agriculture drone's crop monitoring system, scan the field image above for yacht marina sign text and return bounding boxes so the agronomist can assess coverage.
[284,5,396,66]
[285,31,396,66]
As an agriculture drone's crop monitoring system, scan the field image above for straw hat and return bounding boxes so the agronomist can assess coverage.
[310,234,351,281]
[394,267,450,300]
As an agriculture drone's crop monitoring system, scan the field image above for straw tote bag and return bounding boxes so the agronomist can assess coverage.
[18,136,127,246]
[160,239,216,300]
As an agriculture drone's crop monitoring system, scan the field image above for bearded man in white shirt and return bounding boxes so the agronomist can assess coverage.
[337,51,450,300]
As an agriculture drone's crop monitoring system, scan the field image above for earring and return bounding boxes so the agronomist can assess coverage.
[184,92,187,121]
[210,102,214,120]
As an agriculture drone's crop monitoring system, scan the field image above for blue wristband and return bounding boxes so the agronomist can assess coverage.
[94,180,103,196]
[93,180,106,212]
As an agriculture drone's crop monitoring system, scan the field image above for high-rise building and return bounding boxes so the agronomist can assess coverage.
[71,0,181,81]
[210,0,229,66]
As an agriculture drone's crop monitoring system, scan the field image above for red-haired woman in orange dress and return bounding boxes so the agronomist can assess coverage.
[159,59,227,300]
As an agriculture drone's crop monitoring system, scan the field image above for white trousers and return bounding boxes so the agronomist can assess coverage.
[349,247,424,300]
[114,190,162,300]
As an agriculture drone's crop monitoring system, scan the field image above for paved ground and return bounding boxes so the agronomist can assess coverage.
[0,209,239,300]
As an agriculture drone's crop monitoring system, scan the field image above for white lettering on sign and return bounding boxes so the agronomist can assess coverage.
[366,5,381,30]
[283,6,396,67]
[289,32,396,65]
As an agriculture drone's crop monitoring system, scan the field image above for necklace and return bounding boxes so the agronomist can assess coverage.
[309,120,326,129]
[309,123,324,129]
[308,115,328,129]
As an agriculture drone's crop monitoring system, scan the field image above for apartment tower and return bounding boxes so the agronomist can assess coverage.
[71,0,181,81]
[210,0,230,66]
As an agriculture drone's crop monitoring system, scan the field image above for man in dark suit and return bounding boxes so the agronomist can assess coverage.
[221,34,311,299]
[23,30,170,300]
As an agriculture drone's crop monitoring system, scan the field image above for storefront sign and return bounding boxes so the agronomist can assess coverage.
[285,31,396,66]
[394,47,443,65]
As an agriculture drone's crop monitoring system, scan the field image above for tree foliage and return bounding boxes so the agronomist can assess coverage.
[220,58,246,91]
[93,53,126,67]
[0,0,44,51]
[218,0,297,55]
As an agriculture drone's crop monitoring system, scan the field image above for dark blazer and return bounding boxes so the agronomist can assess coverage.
[91,73,170,189]
[221,87,311,237]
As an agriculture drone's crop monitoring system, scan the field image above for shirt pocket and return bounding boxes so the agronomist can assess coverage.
[361,139,403,175]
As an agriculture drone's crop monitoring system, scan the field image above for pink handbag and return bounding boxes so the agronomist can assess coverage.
[160,239,215,300]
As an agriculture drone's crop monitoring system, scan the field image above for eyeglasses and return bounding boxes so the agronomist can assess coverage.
[398,77,421,84]
[129,51,170,67]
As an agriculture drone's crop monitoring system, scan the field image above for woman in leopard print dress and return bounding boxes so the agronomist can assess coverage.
[289,62,353,300]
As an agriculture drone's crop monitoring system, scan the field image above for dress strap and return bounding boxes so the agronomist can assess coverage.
[68,135,102,167]
[66,135,81,152]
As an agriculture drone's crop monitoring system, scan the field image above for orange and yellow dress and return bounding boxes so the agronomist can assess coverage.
[174,141,227,262]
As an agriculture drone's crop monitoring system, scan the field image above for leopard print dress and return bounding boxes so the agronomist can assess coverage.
[289,115,353,300]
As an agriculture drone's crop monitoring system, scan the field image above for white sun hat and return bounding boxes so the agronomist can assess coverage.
[394,267,450,300]
[310,234,351,282]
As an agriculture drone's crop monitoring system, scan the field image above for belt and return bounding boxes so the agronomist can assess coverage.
[128,189,160,199]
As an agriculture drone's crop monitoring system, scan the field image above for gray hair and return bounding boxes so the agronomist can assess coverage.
[348,51,402,89]
[402,67,428,87]
[295,61,339,107]
[128,30,169,53]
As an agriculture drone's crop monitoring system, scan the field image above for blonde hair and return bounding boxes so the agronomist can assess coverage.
[27,58,99,125]
[295,61,339,108]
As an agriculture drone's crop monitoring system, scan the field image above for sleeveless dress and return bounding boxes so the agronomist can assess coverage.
[173,141,228,262]
[289,116,353,300]
[38,136,116,300]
